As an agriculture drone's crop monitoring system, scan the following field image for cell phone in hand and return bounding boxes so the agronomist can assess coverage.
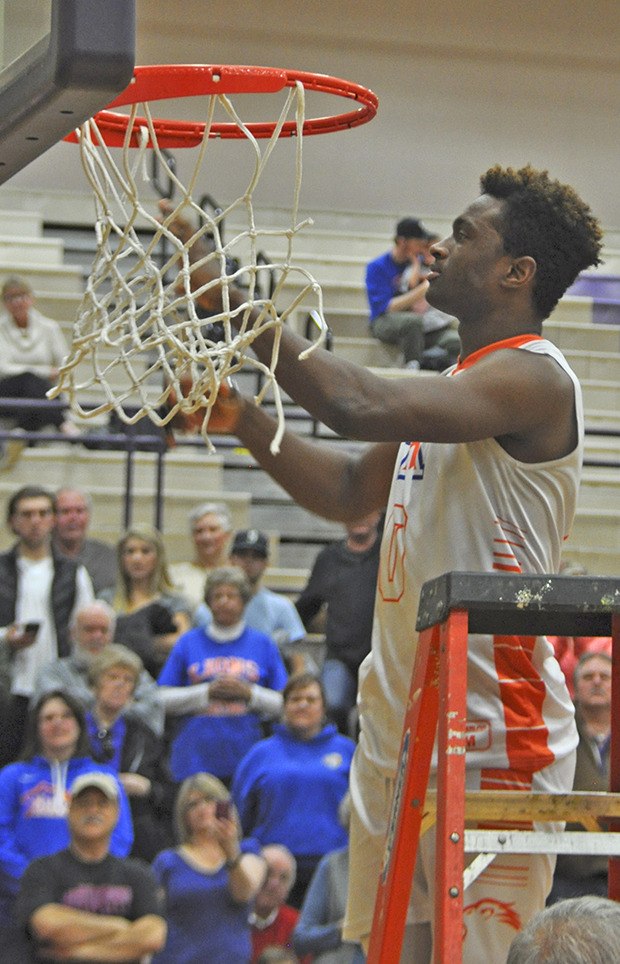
[23,622,40,635]
[215,800,232,820]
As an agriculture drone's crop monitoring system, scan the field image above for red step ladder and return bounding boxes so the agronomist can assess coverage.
[366,571,620,963]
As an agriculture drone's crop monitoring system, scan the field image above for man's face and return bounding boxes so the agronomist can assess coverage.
[192,513,229,565]
[575,656,612,713]
[345,511,380,545]
[55,491,90,544]
[255,849,295,914]
[10,496,55,551]
[230,549,267,587]
[68,788,119,844]
[426,194,511,321]
[74,608,113,655]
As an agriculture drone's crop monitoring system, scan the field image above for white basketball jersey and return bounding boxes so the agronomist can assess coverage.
[358,335,581,775]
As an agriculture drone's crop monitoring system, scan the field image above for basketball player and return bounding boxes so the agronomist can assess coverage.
[162,165,603,962]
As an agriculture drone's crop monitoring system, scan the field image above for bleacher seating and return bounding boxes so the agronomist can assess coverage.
[0,193,618,578]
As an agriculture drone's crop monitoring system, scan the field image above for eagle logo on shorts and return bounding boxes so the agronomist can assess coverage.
[463,897,522,936]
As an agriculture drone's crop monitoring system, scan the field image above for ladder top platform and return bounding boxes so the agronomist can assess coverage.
[416,572,620,637]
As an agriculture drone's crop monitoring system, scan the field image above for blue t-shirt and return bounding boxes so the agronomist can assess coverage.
[158,626,288,782]
[152,839,260,964]
[365,250,410,321]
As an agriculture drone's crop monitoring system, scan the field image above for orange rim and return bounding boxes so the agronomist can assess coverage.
[64,63,378,147]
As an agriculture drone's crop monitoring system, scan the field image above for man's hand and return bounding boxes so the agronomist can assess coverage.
[6,623,39,651]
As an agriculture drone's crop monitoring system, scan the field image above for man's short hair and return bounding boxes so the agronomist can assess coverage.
[480,164,603,320]
[395,216,432,241]
[7,485,55,522]
[187,501,232,532]
[507,895,620,963]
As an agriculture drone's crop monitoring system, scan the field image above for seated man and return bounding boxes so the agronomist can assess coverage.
[30,600,165,737]
[251,845,308,963]
[365,218,459,370]
[15,772,166,963]
[52,488,117,595]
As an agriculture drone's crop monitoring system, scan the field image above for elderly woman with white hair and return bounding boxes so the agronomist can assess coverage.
[158,566,288,786]
[86,644,175,860]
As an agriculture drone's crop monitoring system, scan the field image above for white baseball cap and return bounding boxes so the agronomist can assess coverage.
[70,772,119,801]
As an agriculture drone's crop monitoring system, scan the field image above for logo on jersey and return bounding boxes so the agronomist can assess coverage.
[379,503,408,602]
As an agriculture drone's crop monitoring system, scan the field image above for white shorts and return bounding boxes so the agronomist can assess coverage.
[343,745,576,963]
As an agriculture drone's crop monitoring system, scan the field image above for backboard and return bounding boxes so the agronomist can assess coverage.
[0,0,135,185]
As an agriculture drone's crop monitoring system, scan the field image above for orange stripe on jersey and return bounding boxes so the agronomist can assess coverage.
[492,635,554,771]
[453,334,544,373]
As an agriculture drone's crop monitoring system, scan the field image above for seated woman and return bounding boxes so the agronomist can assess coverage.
[85,644,176,860]
[152,772,266,964]
[232,673,355,908]
[0,690,132,947]
[0,276,77,436]
[158,566,288,786]
[99,524,191,677]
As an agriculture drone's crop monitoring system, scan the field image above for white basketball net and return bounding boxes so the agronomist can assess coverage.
[50,82,327,453]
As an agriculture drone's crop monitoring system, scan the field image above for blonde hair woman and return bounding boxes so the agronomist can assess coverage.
[99,525,191,677]
[152,772,266,963]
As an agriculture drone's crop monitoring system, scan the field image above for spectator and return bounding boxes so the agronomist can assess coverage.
[233,672,354,908]
[169,501,233,614]
[293,794,365,963]
[100,524,191,678]
[86,644,176,861]
[0,276,78,436]
[365,219,458,370]
[296,512,381,733]
[15,771,166,963]
[506,895,620,963]
[0,485,94,764]
[196,528,308,673]
[152,772,266,964]
[547,651,612,904]
[251,845,309,964]
[159,566,288,785]
[30,600,165,737]
[0,690,133,949]
[52,487,117,594]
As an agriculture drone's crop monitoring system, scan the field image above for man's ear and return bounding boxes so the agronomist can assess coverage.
[502,255,537,290]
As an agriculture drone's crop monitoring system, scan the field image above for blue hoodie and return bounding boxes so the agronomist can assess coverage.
[0,755,133,910]
[232,724,354,857]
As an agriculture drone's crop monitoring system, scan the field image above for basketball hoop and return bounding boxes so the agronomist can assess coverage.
[51,64,378,453]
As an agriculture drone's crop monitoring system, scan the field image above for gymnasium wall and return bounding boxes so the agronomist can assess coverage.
[4,0,620,230]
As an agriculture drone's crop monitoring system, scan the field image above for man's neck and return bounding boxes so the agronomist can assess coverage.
[54,534,82,558]
[346,532,377,554]
[18,542,51,563]
[580,705,611,738]
[70,840,111,863]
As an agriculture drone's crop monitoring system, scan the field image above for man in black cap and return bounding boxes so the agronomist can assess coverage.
[16,772,166,963]
[365,216,459,369]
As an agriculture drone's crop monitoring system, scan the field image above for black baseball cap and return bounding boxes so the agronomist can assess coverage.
[395,217,432,241]
[231,529,269,557]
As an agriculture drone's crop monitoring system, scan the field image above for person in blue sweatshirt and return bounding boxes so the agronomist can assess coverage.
[232,672,355,908]
[158,566,288,785]
[0,689,133,953]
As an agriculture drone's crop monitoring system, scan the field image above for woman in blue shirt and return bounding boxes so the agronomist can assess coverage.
[153,772,266,964]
